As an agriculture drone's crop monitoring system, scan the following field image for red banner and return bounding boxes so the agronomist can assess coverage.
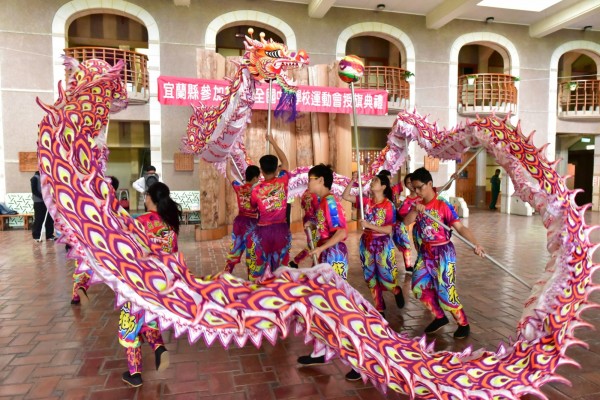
[157,75,388,115]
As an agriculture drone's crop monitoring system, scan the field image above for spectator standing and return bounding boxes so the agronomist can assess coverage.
[31,171,55,241]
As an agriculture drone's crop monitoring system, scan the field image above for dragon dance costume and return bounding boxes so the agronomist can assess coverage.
[315,194,349,279]
[394,194,421,271]
[412,197,468,326]
[358,196,402,312]
[291,189,319,266]
[224,180,258,274]
[118,211,175,375]
[248,170,292,280]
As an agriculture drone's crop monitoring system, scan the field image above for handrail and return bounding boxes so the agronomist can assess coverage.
[356,66,410,109]
[64,47,149,104]
[457,73,517,114]
[558,79,600,117]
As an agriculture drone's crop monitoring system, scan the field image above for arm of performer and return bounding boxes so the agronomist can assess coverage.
[403,203,420,226]
[225,159,236,183]
[267,133,289,172]
[451,220,486,257]
[309,228,346,260]
[360,219,392,234]
[341,178,357,203]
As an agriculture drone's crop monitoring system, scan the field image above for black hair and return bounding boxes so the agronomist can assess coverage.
[411,167,433,184]
[145,182,182,234]
[375,173,394,202]
[259,155,279,174]
[308,163,334,189]
[108,176,119,191]
[245,165,260,182]
[403,173,412,187]
[146,165,156,172]
[379,169,392,178]
[495,169,501,174]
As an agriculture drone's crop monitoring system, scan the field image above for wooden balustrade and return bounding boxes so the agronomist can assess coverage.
[64,47,149,104]
[356,66,410,110]
[457,73,517,115]
[558,79,600,118]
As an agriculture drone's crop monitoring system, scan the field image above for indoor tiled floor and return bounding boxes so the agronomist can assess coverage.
[0,210,599,399]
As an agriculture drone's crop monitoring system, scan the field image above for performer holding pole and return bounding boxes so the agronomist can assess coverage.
[403,167,485,339]
[338,55,366,220]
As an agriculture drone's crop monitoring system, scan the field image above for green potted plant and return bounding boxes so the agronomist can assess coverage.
[403,70,414,81]
[568,81,578,91]
[466,75,477,85]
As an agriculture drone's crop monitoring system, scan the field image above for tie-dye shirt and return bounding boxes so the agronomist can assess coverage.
[358,196,396,234]
[300,189,319,224]
[232,180,258,218]
[316,194,347,246]
[137,211,178,253]
[414,197,459,243]
[251,170,290,226]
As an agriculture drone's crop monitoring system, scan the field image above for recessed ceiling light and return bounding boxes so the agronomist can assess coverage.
[477,0,562,12]
[581,137,591,143]
[376,4,385,11]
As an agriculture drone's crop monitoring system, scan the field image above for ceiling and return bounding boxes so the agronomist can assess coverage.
[267,0,600,37]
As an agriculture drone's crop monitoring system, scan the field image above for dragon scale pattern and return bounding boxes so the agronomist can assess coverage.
[36,59,599,399]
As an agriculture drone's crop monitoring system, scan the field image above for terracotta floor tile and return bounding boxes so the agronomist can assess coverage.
[1,210,599,399]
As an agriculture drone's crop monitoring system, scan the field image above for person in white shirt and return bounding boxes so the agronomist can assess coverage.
[133,165,161,194]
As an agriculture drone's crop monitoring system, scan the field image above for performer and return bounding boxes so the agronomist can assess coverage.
[403,167,485,339]
[224,161,260,275]
[248,134,291,280]
[71,176,119,305]
[394,173,420,274]
[297,164,354,375]
[288,188,319,269]
[119,182,180,387]
[342,173,405,316]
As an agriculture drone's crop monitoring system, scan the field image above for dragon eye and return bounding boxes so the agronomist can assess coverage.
[266,51,281,58]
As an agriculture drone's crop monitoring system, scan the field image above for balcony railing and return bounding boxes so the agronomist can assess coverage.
[356,66,410,110]
[558,79,600,118]
[457,74,517,115]
[64,47,149,104]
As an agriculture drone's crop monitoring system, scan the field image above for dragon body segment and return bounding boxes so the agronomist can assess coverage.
[37,57,599,399]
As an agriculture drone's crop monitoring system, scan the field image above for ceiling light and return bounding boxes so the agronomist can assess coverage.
[376,4,385,11]
[477,0,562,12]
[583,26,592,31]
[586,145,595,151]
[486,17,494,24]
[581,137,591,143]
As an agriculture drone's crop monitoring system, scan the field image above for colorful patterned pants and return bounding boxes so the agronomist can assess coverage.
[359,234,401,311]
[411,242,468,326]
[224,215,257,274]
[118,302,165,375]
[392,222,412,268]
[319,242,348,280]
[71,262,90,302]
[292,224,318,266]
[247,223,291,281]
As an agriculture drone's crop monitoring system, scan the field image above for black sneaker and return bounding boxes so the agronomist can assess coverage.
[297,354,326,366]
[394,289,405,309]
[76,288,89,305]
[122,371,143,387]
[155,346,169,372]
[289,261,299,269]
[345,369,362,381]
[405,266,414,274]
[453,324,470,339]
[424,316,449,334]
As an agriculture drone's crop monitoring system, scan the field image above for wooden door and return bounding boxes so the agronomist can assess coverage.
[454,151,477,205]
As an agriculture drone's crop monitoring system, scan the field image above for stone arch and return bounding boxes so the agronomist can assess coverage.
[448,32,520,126]
[335,22,416,109]
[205,11,297,51]
[52,0,163,171]
[547,41,600,163]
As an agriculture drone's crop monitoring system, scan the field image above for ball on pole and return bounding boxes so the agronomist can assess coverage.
[338,55,364,84]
